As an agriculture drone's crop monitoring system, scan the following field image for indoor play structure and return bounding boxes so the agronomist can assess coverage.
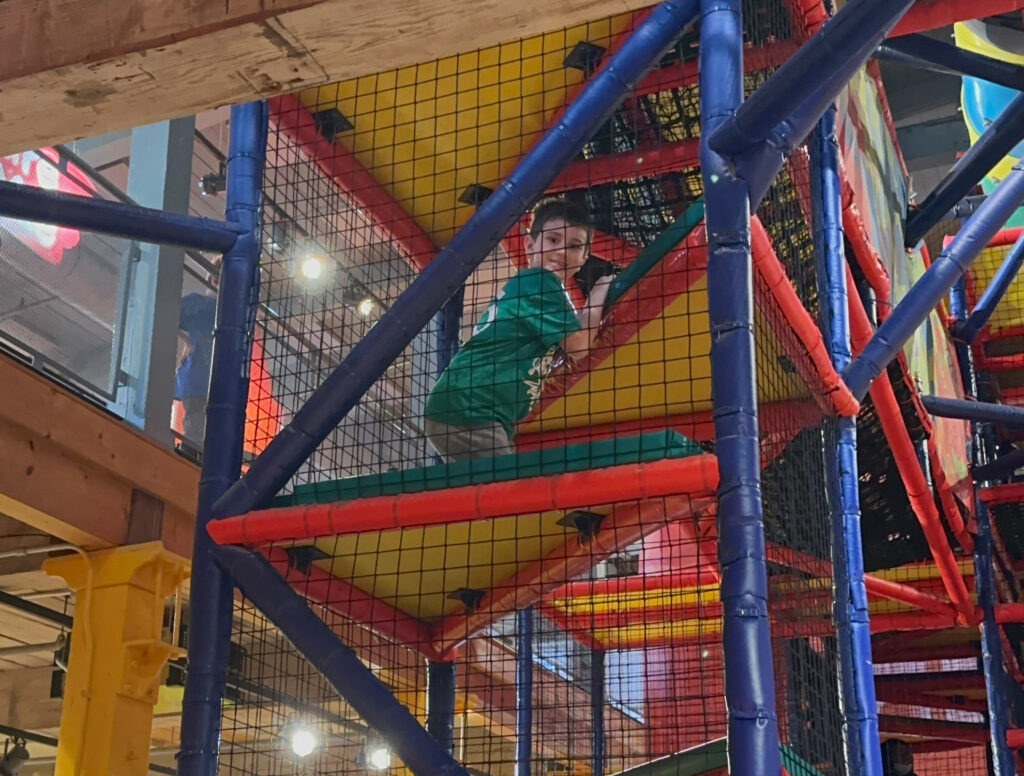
[7,0,1024,775]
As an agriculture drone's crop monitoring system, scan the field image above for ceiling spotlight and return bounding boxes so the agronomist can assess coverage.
[290,728,316,758]
[198,162,227,197]
[300,256,324,280]
[357,297,375,317]
[366,745,391,771]
[0,738,29,776]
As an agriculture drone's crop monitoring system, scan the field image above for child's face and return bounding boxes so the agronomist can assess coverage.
[524,217,589,282]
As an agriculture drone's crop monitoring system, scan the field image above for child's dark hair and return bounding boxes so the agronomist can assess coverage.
[528,196,594,244]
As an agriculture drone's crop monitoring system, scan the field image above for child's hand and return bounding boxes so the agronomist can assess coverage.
[588,273,614,308]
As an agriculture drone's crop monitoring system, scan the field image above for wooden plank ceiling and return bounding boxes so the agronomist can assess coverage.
[0,0,655,156]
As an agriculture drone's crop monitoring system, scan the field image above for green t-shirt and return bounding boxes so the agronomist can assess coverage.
[424,267,582,437]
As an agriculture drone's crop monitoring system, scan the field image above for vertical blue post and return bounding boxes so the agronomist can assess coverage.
[949,280,974,394]
[699,1,782,774]
[950,281,1015,773]
[427,661,457,755]
[811,103,883,776]
[515,608,534,776]
[976,501,1014,775]
[177,102,267,776]
[426,288,462,752]
[436,288,464,372]
[591,648,606,776]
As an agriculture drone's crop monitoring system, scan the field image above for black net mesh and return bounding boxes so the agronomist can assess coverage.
[203,1,901,775]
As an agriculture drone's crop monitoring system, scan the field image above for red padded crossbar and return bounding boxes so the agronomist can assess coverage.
[268,94,437,271]
[752,217,861,417]
[979,483,1024,507]
[429,493,713,656]
[263,547,442,660]
[890,1,1024,38]
[848,267,979,626]
[207,455,719,547]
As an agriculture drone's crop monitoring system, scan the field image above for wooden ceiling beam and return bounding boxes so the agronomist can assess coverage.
[0,0,654,156]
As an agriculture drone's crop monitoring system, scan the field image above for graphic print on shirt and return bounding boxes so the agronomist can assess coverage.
[524,347,559,406]
[472,288,505,337]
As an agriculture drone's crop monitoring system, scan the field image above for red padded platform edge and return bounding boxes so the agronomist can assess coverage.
[207,455,720,547]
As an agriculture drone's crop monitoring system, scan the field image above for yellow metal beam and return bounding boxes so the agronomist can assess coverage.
[43,543,188,776]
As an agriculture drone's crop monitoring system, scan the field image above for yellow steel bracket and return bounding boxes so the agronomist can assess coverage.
[43,541,189,776]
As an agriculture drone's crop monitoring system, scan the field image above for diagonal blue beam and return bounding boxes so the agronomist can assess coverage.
[879,34,1024,92]
[209,0,701,520]
[845,163,1024,401]
[705,0,914,159]
[974,447,1024,482]
[906,90,1024,248]
[214,545,468,776]
[955,230,1024,344]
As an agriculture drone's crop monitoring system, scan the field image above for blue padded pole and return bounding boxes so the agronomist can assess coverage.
[591,648,606,776]
[209,0,701,521]
[699,1,781,774]
[706,0,914,158]
[214,546,468,776]
[950,278,1015,774]
[906,91,1024,248]
[0,179,243,252]
[956,231,1024,344]
[811,102,883,776]
[879,35,1024,92]
[426,661,457,755]
[733,0,916,208]
[975,501,1016,775]
[949,279,975,398]
[177,102,266,776]
[845,163,1024,401]
[921,395,1024,430]
[515,608,534,776]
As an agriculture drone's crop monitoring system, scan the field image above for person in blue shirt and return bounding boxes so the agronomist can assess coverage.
[174,290,217,445]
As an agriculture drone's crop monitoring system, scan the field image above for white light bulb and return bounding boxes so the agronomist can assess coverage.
[291,728,316,757]
[368,746,391,770]
[300,257,323,280]
[358,298,375,317]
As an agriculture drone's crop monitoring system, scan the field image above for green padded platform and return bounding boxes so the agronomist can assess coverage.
[278,430,704,506]
[611,739,824,776]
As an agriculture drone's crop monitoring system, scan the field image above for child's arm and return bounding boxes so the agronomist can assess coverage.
[563,274,613,360]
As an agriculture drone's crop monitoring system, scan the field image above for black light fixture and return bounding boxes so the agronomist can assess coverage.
[0,738,29,776]
[313,108,354,144]
[198,161,227,197]
[563,41,606,76]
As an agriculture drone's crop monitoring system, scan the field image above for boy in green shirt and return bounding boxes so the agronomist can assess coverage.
[424,197,612,461]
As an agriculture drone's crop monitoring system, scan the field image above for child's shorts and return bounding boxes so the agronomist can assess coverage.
[423,418,515,462]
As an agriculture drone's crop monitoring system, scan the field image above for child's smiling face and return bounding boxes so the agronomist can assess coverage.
[524,216,590,283]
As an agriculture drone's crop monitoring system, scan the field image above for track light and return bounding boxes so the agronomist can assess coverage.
[367,745,391,770]
[357,743,391,771]
[300,256,324,280]
[289,727,316,758]
[198,162,227,197]
[0,738,29,776]
[357,297,375,317]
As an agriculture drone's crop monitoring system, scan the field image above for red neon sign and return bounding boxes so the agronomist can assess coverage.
[0,148,95,265]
